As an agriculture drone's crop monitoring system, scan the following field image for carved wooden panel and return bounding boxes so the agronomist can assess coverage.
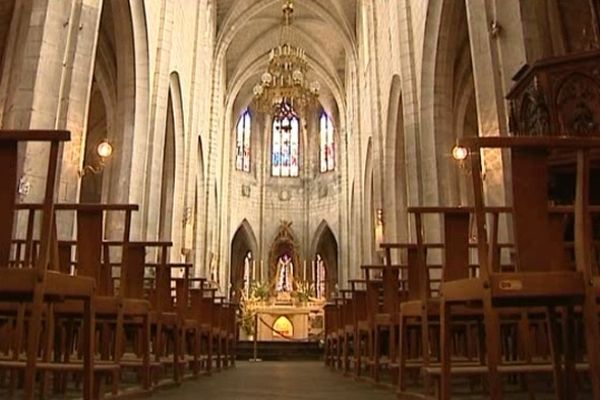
[507,50,600,137]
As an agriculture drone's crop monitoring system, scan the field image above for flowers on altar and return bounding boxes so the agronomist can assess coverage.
[239,281,270,336]
[293,280,315,304]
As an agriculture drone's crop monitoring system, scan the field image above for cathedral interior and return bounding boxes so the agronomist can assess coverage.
[1,0,600,399]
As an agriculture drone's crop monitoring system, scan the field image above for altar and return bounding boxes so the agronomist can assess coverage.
[237,221,329,342]
[254,303,324,341]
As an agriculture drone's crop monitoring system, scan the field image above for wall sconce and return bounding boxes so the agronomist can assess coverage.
[452,144,470,175]
[375,208,384,250]
[452,145,468,161]
[78,139,113,177]
[489,20,502,38]
[17,176,31,201]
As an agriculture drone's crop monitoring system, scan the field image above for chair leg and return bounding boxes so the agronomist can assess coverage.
[24,289,44,400]
[546,306,566,400]
[390,323,397,385]
[398,315,407,392]
[483,300,502,400]
[517,311,536,400]
[373,326,380,382]
[562,305,577,397]
[82,296,95,400]
[142,314,151,390]
[582,292,600,399]
[355,332,361,377]
[440,300,452,400]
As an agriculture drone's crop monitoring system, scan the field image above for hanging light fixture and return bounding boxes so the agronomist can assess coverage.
[252,0,320,114]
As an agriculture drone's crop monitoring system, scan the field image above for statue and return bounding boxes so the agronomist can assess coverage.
[243,251,252,296]
[209,253,220,288]
[316,254,326,299]
[275,254,294,292]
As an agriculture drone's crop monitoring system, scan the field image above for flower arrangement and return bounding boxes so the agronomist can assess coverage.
[238,281,271,336]
[293,280,314,304]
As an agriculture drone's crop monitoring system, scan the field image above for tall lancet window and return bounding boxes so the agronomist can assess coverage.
[319,112,335,172]
[235,109,251,172]
[272,102,299,177]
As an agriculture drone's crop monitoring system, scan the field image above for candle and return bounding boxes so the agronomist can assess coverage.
[303,260,307,281]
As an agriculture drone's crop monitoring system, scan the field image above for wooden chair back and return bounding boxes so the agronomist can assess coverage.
[53,204,136,296]
[122,243,147,299]
[349,280,367,323]
[0,131,70,272]
[459,137,600,278]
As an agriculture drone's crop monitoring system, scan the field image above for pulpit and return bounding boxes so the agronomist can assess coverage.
[507,50,600,138]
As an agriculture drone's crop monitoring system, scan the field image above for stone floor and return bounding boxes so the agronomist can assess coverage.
[153,361,396,400]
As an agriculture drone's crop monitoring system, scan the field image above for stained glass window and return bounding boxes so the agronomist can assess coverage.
[235,109,251,172]
[272,102,299,177]
[319,112,335,172]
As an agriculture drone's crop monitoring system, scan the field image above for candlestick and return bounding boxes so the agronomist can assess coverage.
[303,260,307,281]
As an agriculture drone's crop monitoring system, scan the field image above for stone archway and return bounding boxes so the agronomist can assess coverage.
[158,87,176,241]
[311,221,338,299]
[230,220,258,301]
[383,75,408,244]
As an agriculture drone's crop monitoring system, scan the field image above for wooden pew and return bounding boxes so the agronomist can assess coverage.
[0,131,95,399]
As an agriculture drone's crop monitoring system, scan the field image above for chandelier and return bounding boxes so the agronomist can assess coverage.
[252,0,320,114]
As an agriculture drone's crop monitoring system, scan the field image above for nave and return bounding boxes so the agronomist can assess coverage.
[153,362,395,400]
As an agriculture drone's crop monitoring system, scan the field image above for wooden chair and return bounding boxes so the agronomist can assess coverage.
[51,203,144,397]
[440,137,600,400]
[0,131,95,399]
[136,241,187,384]
[357,262,406,382]
[324,301,338,368]
[390,209,486,396]
[189,281,217,375]
[324,297,343,370]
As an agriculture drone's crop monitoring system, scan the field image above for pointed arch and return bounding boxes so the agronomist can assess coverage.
[310,220,339,299]
[384,75,408,243]
[363,137,375,261]
[230,219,259,300]
[420,0,478,207]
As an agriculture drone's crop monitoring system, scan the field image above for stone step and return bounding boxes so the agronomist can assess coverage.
[236,340,323,361]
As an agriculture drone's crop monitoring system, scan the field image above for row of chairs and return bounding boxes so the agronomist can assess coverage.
[0,131,237,398]
[325,136,600,399]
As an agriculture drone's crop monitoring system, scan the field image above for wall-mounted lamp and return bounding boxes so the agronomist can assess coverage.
[375,208,384,256]
[452,145,468,161]
[78,139,113,177]
[17,176,31,201]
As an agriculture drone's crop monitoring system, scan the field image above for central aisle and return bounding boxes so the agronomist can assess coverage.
[154,362,395,400]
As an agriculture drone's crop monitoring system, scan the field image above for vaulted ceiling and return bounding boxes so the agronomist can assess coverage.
[215,0,358,117]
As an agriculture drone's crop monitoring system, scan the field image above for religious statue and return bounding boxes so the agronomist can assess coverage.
[243,251,252,296]
[315,254,326,299]
[275,254,294,292]
[209,253,219,286]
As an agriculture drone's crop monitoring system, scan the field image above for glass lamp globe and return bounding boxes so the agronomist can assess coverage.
[292,69,303,82]
[261,72,273,84]
[452,145,468,161]
[97,140,113,158]
[310,81,320,94]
